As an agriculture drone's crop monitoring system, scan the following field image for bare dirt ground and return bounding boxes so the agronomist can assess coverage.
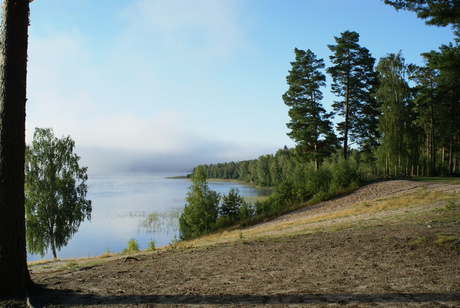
[11,180,460,307]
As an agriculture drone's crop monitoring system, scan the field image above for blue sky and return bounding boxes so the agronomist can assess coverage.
[26,0,456,174]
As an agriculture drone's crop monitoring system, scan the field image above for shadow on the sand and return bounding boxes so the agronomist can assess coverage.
[29,285,460,307]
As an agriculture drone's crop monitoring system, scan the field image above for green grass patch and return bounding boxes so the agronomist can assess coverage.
[434,233,458,246]
[430,200,460,223]
[59,261,79,271]
[412,177,460,184]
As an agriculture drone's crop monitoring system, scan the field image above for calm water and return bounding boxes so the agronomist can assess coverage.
[27,172,269,261]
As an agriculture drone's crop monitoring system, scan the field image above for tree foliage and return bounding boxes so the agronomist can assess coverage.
[383,0,460,30]
[421,43,460,174]
[410,64,439,175]
[25,128,92,259]
[196,148,296,188]
[327,30,379,159]
[179,165,220,240]
[283,48,337,169]
[376,52,420,174]
[219,187,245,224]
[181,4,460,243]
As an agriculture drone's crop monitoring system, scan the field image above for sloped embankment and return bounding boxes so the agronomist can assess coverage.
[26,180,460,307]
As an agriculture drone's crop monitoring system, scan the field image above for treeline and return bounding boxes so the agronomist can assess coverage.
[199,147,296,187]
[196,147,364,188]
[198,35,460,182]
[202,40,460,182]
[180,156,361,240]
[279,31,460,177]
[178,3,460,241]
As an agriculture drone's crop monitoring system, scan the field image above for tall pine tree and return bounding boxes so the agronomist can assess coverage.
[283,48,337,169]
[327,31,379,159]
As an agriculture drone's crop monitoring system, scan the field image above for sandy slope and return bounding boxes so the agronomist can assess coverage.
[19,180,460,307]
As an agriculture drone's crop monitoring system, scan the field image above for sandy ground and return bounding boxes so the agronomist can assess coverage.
[11,180,460,307]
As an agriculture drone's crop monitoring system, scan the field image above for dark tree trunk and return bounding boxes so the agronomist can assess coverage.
[50,228,58,260]
[429,105,436,176]
[343,81,350,159]
[0,0,31,299]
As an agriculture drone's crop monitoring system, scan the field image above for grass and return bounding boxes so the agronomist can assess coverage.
[253,189,453,231]
[429,200,460,224]
[243,195,269,203]
[174,185,460,249]
[56,259,104,271]
[434,233,458,245]
[410,233,459,250]
[413,177,460,184]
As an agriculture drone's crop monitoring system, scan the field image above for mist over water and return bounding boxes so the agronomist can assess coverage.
[27,172,268,261]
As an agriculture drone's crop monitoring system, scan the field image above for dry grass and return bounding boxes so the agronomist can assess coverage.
[178,186,459,249]
[28,180,459,275]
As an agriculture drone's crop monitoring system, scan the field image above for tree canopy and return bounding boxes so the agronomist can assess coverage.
[25,128,92,259]
[179,165,219,240]
[376,52,419,174]
[384,0,460,29]
[327,30,379,159]
[283,48,337,169]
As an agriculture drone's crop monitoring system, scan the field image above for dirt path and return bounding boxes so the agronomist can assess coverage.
[21,181,460,307]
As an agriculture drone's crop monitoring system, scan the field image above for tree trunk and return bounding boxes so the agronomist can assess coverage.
[429,105,436,176]
[343,83,349,159]
[442,146,445,171]
[0,0,31,298]
[50,229,58,260]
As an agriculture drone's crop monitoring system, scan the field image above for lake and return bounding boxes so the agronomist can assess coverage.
[27,172,270,261]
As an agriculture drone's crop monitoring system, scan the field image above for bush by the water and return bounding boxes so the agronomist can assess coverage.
[122,238,140,253]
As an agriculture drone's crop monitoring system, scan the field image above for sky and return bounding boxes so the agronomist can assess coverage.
[26,0,457,174]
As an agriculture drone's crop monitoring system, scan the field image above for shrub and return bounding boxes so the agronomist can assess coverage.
[179,166,220,240]
[122,238,139,253]
[256,196,277,218]
[148,239,156,251]
[239,201,256,221]
[220,188,245,223]
[304,163,333,198]
[328,157,361,194]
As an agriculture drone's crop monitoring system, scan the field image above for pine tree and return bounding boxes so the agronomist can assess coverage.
[383,0,460,34]
[219,188,245,223]
[283,48,337,169]
[422,43,460,175]
[327,31,379,159]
